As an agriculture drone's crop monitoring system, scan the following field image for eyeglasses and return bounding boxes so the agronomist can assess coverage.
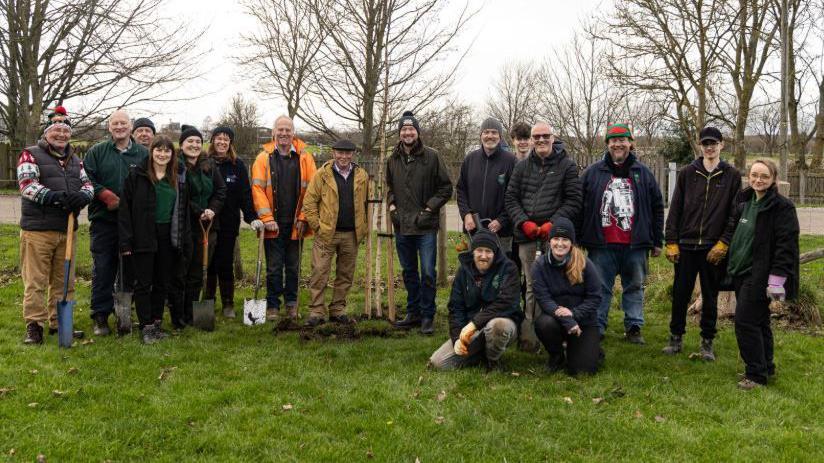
[700,140,720,147]
[532,134,552,140]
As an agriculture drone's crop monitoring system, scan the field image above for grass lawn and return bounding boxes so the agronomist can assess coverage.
[0,225,822,461]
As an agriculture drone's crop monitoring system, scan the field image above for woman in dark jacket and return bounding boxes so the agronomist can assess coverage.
[177,125,226,326]
[206,126,262,318]
[119,135,190,343]
[724,159,799,389]
[532,217,603,375]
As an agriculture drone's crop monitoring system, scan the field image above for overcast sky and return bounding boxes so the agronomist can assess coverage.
[142,0,604,130]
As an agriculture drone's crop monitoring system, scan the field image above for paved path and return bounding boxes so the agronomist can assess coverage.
[2,195,822,235]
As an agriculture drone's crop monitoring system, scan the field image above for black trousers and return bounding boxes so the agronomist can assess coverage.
[535,314,601,375]
[734,275,775,384]
[208,230,238,281]
[131,224,174,327]
[180,225,217,324]
[670,248,722,339]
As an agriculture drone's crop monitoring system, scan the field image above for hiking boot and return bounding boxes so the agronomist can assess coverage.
[286,304,299,320]
[393,313,422,329]
[303,316,324,328]
[661,335,683,355]
[223,306,236,318]
[141,325,161,344]
[420,317,434,335]
[93,313,111,336]
[699,337,716,361]
[624,326,645,345]
[546,352,565,373]
[266,308,279,321]
[737,378,763,390]
[24,322,43,345]
[153,320,170,339]
[329,314,352,325]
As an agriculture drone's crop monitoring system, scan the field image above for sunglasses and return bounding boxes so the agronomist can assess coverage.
[532,134,552,140]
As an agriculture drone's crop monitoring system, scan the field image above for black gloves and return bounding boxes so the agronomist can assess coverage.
[44,191,66,208]
[63,191,90,213]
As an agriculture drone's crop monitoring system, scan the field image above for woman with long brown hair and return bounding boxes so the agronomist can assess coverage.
[724,159,799,389]
[119,135,189,343]
[531,217,603,375]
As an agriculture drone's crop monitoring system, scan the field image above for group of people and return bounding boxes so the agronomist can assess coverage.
[17,106,800,389]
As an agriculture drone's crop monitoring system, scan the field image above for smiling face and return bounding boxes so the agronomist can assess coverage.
[45,126,72,150]
[212,133,231,155]
[749,162,775,193]
[152,146,173,169]
[180,136,202,161]
[473,246,495,273]
[512,136,532,158]
[700,139,723,161]
[273,117,294,149]
[531,123,555,157]
[133,127,154,147]
[333,148,354,169]
[400,125,419,146]
[108,111,132,143]
[481,129,500,152]
[550,236,572,260]
[607,137,632,164]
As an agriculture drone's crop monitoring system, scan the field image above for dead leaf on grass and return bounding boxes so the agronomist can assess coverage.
[29,369,38,375]
[81,338,94,345]
[282,403,294,411]
[510,371,520,377]
[366,449,374,458]
[8,448,15,456]
[28,402,39,408]
[563,397,573,404]
[634,410,643,419]
[158,367,177,381]
[52,390,65,398]
[435,416,445,425]
[36,453,46,462]
[415,458,421,463]
[67,367,78,375]
[592,397,605,405]
[0,387,14,398]
[654,415,666,423]
[436,390,447,402]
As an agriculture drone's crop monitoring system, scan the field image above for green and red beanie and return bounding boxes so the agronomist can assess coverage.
[605,123,633,143]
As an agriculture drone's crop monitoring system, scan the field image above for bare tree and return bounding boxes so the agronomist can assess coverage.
[418,98,477,163]
[485,61,540,130]
[805,0,823,169]
[750,100,782,155]
[239,0,326,119]
[0,0,199,151]
[597,0,732,155]
[217,93,261,159]
[293,0,477,157]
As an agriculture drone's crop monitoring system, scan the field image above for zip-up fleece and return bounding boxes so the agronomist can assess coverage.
[456,143,517,236]
[84,137,148,222]
[665,157,742,249]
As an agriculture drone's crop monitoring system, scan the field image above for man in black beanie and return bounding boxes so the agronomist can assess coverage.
[132,118,156,148]
[386,111,452,335]
[428,228,523,370]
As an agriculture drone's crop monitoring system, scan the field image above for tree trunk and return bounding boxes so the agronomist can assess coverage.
[810,78,824,170]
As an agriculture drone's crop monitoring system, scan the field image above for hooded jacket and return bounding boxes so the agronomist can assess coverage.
[665,157,742,249]
[578,151,665,250]
[84,137,148,222]
[531,253,603,330]
[722,187,800,300]
[251,137,316,239]
[447,250,524,343]
[386,139,453,235]
[504,140,582,242]
[456,143,517,236]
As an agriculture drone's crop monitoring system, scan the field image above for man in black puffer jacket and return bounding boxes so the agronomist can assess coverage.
[429,229,523,371]
[504,122,581,353]
[386,111,453,335]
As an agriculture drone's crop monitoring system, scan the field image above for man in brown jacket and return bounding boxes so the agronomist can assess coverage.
[302,139,369,325]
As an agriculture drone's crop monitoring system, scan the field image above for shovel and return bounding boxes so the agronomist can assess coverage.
[56,213,76,348]
[192,219,215,331]
[243,230,267,325]
[114,254,133,335]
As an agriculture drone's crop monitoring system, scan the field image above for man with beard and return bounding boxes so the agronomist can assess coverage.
[579,124,664,344]
[386,111,453,335]
[504,122,582,353]
[456,117,516,253]
[428,229,522,371]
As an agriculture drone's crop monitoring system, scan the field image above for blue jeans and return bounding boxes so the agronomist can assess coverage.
[264,225,300,309]
[588,246,648,334]
[90,220,133,318]
[395,232,437,318]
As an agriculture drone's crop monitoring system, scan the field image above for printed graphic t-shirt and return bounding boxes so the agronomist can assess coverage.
[601,176,634,244]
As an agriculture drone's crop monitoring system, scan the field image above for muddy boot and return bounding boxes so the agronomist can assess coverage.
[266,307,279,322]
[219,279,235,318]
[661,335,683,355]
[93,313,111,336]
[699,337,716,361]
[24,322,43,345]
[141,324,161,344]
[286,303,299,321]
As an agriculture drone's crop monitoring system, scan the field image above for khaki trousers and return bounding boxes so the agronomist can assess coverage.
[308,231,358,318]
[20,229,76,327]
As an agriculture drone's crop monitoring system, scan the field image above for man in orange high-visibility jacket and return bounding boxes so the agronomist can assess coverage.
[251,115,317,322]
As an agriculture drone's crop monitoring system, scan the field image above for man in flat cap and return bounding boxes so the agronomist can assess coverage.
[301,139,369,326]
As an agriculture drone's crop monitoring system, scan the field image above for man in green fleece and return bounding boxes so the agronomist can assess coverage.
[84,110,148,335]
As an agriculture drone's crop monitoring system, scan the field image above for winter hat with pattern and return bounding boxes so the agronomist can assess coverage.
[605,123,633,142]
[398,111,421,134]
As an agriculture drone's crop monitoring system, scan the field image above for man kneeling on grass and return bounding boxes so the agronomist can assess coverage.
[429,229,523,371]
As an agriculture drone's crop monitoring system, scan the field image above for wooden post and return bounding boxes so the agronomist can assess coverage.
[364,178,374,318]
[668,162,677,206]
[437,207,447,287]
[385,201,396,322]
[799,169,806,205]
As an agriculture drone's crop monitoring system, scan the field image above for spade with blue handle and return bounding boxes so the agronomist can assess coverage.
[56,212,76,348]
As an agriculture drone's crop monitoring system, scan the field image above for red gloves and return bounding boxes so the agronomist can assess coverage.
[97,188,120,210]
[538,222,552,239]
[521,221,539,239]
